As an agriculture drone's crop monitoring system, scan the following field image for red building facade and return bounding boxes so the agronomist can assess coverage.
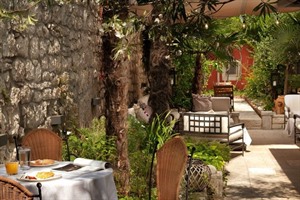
[206,45,254,90]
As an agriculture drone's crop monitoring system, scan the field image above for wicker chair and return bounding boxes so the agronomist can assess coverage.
[156,136,188,200]
[0,176,42,200]
[22,128,63,161]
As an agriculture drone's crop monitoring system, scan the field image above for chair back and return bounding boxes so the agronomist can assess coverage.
[284,94,300,116]
[22,128,62,161]
[213,84,234,111]
[156,136,188,200]
[0,176,42,200]
[211,97,231,112]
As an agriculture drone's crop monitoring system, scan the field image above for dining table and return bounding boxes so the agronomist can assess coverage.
[0,161,118,200]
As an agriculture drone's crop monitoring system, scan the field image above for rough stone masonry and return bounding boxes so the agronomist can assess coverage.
[0,0,104,140]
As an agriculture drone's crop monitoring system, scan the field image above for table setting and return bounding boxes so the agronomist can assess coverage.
[0,158,118,200]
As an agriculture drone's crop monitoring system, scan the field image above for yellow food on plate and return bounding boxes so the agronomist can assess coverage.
[36,171,55,179]
[42,159,55,165]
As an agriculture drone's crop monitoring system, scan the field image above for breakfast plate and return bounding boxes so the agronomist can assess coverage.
[17,171,62,182]
[30,159,59,167]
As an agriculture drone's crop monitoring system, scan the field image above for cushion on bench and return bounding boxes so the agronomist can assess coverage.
[192,94,212,112]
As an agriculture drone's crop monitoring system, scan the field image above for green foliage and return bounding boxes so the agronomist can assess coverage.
[64,116,117,164]
[170,17,244,109]
[269,17,300,66]
[125,116,155,199]
[244,36,276,109]
[185,139,231,171]
[0,0,102,30]
[172,53,195,109]
[172,51,229,110]
[101,14,144,60]
[288,74,300,89]
[123,113,177,199]
[0,1,38,31]
[245,12,300,108]
[145,112,178,150]
[65,115,232,199]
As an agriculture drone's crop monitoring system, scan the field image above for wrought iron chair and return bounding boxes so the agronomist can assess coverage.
[21,128,63,161]
[156,136,188,200]
[284,94,300,134]
[0,176,42,200]
[293,114,300,144]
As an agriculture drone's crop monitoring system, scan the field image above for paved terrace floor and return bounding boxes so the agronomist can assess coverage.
[224,97,300,199]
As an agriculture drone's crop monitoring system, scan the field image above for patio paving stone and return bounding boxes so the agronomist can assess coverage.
[224,98,300,199]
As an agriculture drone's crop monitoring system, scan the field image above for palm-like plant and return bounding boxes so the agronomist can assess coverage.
[244,12,300,108]
[269,14,300,94]
[171,19,241,97]
[270,17,300,65]
[269,14,300,61]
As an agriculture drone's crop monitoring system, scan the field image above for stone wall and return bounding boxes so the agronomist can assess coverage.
[0,1,147,146]
[0,1,105,138]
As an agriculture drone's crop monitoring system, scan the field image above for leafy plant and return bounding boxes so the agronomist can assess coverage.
[64,116,117,164]
[185,139,231,171]
[124,116,155,199]
[245,12,300,106]
[120,113,177,199]
[172,53,195,109]
[288,74,300,90]
[146,112,178,150]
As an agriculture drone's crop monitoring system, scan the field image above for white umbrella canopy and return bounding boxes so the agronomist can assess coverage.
[195,0,300,18]
[130,0,300,19]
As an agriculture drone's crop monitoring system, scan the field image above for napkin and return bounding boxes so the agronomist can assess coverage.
[74,158,111,170]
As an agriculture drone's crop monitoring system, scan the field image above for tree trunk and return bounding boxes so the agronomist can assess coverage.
[103,34,130,195]
[191,53,204,95]
[148,40,172,118]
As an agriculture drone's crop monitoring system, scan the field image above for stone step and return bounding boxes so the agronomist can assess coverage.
[272,114,284,129]
[240,119,261,129]
[272,124,285,129]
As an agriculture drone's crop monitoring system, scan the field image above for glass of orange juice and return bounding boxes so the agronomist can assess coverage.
[5,160,19,175]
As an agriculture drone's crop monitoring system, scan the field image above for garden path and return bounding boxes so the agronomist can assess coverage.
[224,98,300,199]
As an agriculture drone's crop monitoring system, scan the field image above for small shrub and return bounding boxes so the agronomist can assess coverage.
[185,139,231,171]
[125,113,177,199]
[126,116,153,199]
[64,116,117,164]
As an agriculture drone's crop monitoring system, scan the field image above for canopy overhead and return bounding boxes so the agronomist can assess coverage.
[201,0,300,18]
[130,0,300,19]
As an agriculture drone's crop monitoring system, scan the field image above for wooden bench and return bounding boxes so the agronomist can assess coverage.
[176,112,245,155]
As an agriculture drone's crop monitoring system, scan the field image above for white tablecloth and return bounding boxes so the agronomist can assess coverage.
[244,127,252,146]
[0,162,118,200]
